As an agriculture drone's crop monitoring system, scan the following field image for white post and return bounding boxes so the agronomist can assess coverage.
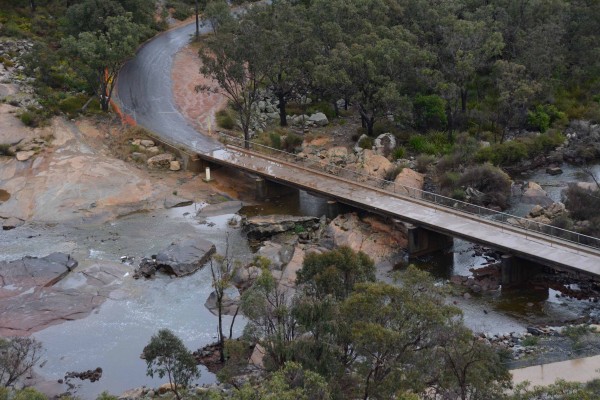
[203,167,213,182]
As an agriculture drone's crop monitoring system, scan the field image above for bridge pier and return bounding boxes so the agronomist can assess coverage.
[184,154,205,173]
[501,255,544,288]
[407,224,453,257]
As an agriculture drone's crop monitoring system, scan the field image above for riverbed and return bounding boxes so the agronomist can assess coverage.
[2,164,599,398]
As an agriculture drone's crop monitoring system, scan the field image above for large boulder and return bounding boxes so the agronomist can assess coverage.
[308,112,329,127]
[147,153,174,169]
[256,241,295,270]
[326,146,348,165]
[324,213,407,265]
[521,181,553,206]
[374,133,396,157]
[393,167,424,196]
[134,238,216,278]
[242,215,321,240]
[360,150,393,180]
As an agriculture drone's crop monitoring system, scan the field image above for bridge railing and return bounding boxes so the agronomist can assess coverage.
[220,133,600,250]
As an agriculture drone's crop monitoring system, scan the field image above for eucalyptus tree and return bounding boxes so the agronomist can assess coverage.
[254,0,317,126]
[62,13,142,111]
[199,1,269,148]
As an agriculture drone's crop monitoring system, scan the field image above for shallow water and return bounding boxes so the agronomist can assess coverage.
[0,204,251,399]
[511,354,600,386]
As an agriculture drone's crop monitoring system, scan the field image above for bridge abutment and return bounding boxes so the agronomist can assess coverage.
[407,224,453,257]
[501,255,544,288]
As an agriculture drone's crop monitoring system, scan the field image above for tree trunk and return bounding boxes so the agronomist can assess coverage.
[217,296,225,362]
[446,107,454,142]
[366,116,374,137]
[333,101,339,118]
[460,88,467,113]
[278,94,287,127]
[229,305,239,340]
[29,0,36,12]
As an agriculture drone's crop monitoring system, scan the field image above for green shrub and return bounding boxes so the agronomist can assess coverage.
[372,119,400,137]
[384,165,403,181]
[283,132,303,152]
[294,224,306,234]
[451,188,466,201]
[457,164,512,209]
[408,132,450,155]
[269,132,282,150]
[358,136,373,149]
[58,94,87,117]
[19,111,44,127]
[521,336,539,347]
[306,101,336,120]
[216,109,235,130]
[476,140,528,165]
[527,105,551,133]
[415,154,435,172]
[392,146,405,160]
[439,171,461,192]
[166,0,193,20]
[413,94,447,132]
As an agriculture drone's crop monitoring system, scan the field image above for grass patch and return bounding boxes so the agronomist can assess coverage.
[384,165,404,181]
[0,144,15,157]
[521,336,539,347]
[216,109,235,130]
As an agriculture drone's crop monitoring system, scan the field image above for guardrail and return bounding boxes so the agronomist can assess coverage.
[218,133,600,251]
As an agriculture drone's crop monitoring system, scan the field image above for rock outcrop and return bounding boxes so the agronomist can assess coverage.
[324,213,407,265]
[0,255,126,336]
[134,238,216,278]
[242,215,321,240]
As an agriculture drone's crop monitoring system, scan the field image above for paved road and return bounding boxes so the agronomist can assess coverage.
[115,22,221,153]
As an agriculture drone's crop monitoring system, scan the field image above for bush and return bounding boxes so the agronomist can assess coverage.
[413,94,447,132]
[358,136,373,150]
[58,94,87,117]
[451,188,466,201]
[476,140,528,165]
[392,146,405,160]
[216,109,235,130]
[457,164,512,209]
[372,119,400,137]
[166,0,193,20]
[384,165,404,181]
[409,132,451,156]
[527,105,551,133]
[269,132,282,150]
[564,185,600,221]
[283,132,303,152]
[415,154,435,173]
[19,110,45,127]
[306,101,336,120]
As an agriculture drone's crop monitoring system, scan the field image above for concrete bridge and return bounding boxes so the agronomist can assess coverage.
[114,20,600,286]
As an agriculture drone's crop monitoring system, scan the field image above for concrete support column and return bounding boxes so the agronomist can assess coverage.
[326,200,339,219]
[185,154,204,173]
[407,224,453,257]
[255,177,266,200]
[501,254,544,288]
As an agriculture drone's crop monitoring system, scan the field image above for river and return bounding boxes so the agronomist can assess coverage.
[2,164,599,397]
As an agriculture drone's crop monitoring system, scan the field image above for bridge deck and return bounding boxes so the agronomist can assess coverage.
[202,146,600,275]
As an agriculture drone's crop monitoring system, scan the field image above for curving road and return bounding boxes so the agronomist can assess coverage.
[115,21,221,153]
